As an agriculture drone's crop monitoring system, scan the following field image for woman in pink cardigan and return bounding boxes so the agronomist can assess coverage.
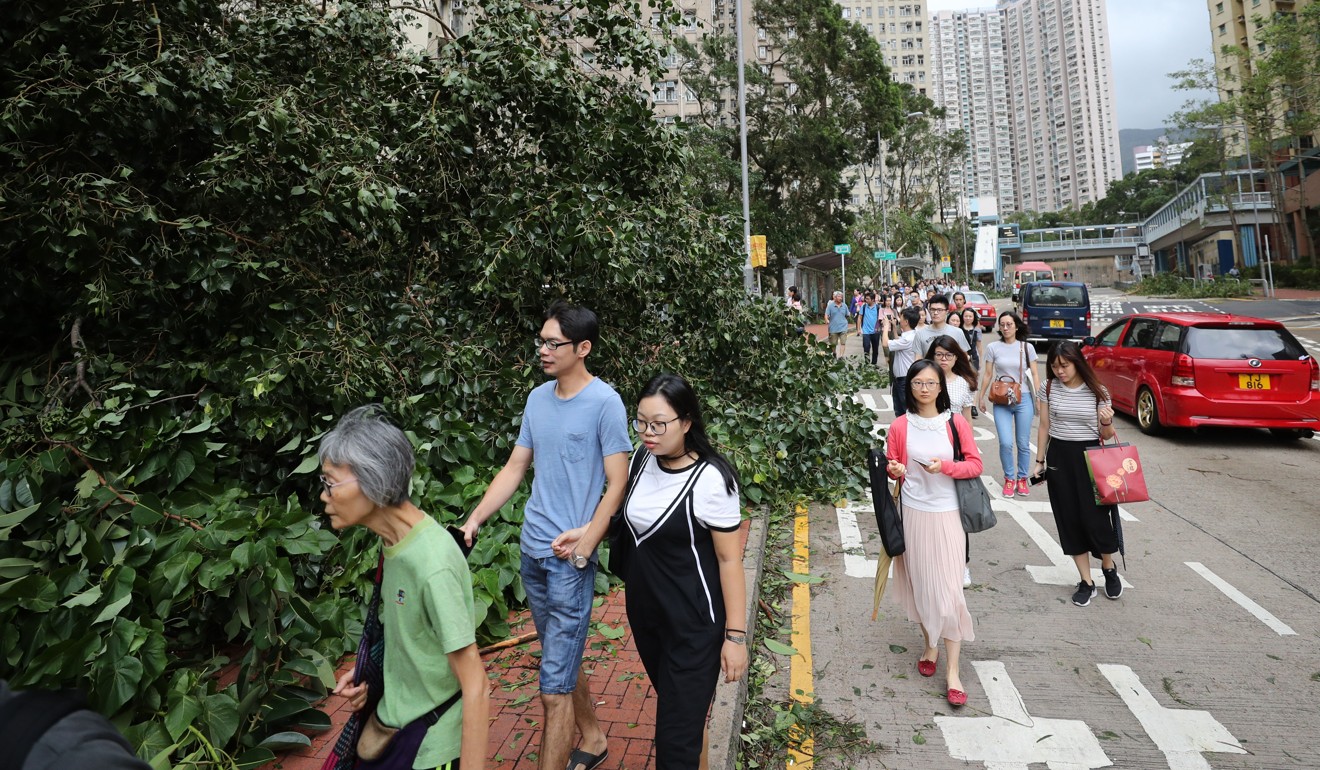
[885,359,983,707]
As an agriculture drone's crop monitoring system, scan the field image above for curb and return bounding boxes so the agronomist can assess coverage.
[707,510,769,770]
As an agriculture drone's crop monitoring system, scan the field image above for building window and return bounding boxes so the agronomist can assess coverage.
[1218,23,1226,35]
[758,45,767,58]
[758,27,766,40]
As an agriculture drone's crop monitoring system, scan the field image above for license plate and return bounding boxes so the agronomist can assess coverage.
[1049,320,1065,328]
[1238,373,1271,390]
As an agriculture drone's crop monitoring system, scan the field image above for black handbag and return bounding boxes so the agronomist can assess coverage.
[949,418,996,533]
[867,448,905,557]
[606,449,651,582]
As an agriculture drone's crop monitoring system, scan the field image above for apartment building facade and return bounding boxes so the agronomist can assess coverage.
[999,0,1121,212]
[931,8,1016,214]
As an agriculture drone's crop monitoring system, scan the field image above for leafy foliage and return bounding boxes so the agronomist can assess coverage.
[1,0,877,765]
[676,0,903,275]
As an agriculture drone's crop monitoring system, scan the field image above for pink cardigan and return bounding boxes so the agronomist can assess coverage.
[884,413,983,488]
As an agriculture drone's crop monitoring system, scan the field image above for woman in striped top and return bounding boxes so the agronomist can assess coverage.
[1033,343,1123,607]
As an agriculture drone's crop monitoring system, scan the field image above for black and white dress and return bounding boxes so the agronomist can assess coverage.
[620,451,740,770]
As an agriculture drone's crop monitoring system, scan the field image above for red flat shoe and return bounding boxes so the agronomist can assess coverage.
[918,659,937,678]
[947,688,967,707]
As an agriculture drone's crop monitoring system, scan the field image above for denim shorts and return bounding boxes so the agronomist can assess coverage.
[520,552,596,694]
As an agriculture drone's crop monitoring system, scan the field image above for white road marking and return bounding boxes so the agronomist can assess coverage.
[1097,664,1245,769]
[935,660,1113,770]
[1184,562,1296,636]
[836,503,879,578]
[991,478,1132,588]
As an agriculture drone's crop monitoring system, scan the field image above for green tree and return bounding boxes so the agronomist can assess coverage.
[1,0,879,765]
[677,0,903,275]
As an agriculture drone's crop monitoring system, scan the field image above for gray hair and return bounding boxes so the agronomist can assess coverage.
[318,405,415,507]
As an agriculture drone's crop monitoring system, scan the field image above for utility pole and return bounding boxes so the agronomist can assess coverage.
[735,0,753,295]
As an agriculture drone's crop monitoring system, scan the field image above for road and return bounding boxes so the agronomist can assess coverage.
[792,290,1320,768]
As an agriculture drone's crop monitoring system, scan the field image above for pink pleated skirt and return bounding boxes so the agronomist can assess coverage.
[891,505,974,643]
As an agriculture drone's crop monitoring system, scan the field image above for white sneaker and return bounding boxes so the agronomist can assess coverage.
[963,566,972,588]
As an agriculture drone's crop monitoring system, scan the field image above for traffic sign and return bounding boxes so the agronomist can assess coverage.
[750,234,767,268]
[834,244,851,254]
[873,250,883,260]
[941,266,953,273]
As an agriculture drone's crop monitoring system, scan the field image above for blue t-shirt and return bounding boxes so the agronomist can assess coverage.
[516,378,633,558]
[859,304,880,335]
[825,301,851,333]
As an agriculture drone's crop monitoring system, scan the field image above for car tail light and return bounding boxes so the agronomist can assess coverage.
[1086,309,1092,329]
[1172,354,1195,387]
[1021,306,1029,323]
[1311,358,1319,391]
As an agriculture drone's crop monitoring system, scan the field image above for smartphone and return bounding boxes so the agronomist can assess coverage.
[446,525,475,558]
[1029,469,1049,486]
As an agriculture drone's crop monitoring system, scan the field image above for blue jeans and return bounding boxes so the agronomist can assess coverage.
[993,391,1035,480]
[521,552,596,694]
[892,376,908,418]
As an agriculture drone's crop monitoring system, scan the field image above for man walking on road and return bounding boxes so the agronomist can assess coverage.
[914,294,970,357]
[858,291,882,366]
[826,290,851,358]
[882,306,921,417]
[460,301,633,770]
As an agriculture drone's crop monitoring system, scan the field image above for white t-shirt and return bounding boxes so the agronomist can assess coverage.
[624,453,740,533]
[1037,380,1112,441]
[888,330,919,378]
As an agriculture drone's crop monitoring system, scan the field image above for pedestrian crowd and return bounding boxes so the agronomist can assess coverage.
[6,288,1125,770]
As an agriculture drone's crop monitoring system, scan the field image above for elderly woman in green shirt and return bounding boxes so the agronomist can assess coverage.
[321,406,488,770]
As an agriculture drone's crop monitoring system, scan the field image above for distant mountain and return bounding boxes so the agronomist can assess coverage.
[1119,128,1170,176]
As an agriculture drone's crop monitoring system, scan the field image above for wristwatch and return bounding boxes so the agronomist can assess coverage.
[571,553,589,570]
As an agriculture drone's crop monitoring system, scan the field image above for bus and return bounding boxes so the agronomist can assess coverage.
[1009,261,1054,302]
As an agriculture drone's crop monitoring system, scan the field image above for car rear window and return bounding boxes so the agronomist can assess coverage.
[1184,325,1308,360]
[963,292,989,303]
[1029,286,1086,307]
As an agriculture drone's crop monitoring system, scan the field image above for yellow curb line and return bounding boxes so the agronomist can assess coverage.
[788,503,814,768]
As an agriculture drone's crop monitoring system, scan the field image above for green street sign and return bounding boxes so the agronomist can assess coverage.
[883,251,898,261]
[873,250,884,260]
[941,266,953,273]
[834,244,851,254]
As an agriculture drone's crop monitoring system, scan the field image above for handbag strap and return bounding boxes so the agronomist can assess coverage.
[418,688,463,727]
[948,416,965,462]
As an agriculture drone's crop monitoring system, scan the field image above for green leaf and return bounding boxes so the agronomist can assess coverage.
[169,451,196,487]
[234,747,278,770]
[15,479,34,507]
[62,583,104,608]
[888,644,908,654]
[92,591,134,624]
[93,655,144,713]
[200,692,241,746]
[0,503,40,537]
[0,557,37,579]
[293,455,319,474]
[783,571,824,584]
[763,639,798,656]
[165,694,203,741]
[257,731,312,751]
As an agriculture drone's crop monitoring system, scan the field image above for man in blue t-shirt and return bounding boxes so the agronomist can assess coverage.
[825,290,851,357]
[857,290,881,366]
[461,301,631,770]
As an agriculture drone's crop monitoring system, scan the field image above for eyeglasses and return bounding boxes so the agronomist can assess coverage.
[933,352,956,360]
[320,475,358,495]
[535,337,577,351]
[633,417,681,435]
[910,380,941,390]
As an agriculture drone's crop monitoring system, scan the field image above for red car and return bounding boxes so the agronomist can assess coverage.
[1082,312,1320,439]
[955,290,997,331]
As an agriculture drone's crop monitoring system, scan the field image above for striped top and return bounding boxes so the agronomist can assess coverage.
[1036,380,1111,441]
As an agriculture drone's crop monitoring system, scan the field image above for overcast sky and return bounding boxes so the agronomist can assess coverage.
[925,0,1218,130]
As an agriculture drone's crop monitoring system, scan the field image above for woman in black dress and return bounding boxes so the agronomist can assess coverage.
[619,373,747,770]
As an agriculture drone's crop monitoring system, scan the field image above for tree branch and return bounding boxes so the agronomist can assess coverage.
[51,441,204,531]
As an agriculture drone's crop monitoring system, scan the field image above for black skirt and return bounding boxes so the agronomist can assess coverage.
[1045,438,1120,558]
